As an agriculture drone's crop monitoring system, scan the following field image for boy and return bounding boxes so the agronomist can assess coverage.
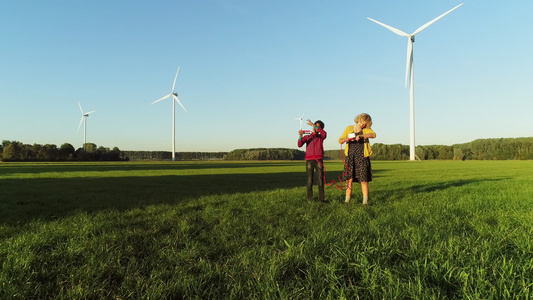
[298,119,327,202]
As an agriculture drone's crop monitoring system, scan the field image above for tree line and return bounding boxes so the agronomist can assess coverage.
[1,141,123,162]
[2,137,532,162]
[450,137,533,160]
[121,151,227,161]
[0,141,228,162]
[223,148,305,160]
[324,137,533,160]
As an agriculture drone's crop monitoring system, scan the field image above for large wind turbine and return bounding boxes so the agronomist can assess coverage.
[152,67,187,161]
[77,101,95,147]
[368,3,463,160]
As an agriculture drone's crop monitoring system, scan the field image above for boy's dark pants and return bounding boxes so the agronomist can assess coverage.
[306,159,325,202]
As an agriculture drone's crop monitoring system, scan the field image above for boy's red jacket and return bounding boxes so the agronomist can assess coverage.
[297,128,327,160]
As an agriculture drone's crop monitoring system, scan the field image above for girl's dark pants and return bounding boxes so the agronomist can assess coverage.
[306,159,325,202]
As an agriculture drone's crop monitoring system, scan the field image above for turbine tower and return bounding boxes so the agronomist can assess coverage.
[77,101,95,148]
[368,3,463,160]
[152,67,187,161]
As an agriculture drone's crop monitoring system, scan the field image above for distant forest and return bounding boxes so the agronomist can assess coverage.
[0,141,124,162]
[2,137,532,162]
[325,137,533,161]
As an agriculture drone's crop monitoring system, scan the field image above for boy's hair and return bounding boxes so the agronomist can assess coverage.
[315,120,325,130]
[354,113,372,128]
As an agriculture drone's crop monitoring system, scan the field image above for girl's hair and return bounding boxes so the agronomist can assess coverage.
[354,113,372,128]
[315,120,325,130]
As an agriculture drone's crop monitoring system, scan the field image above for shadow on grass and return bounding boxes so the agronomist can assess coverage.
[374,178,508,205]
[0,162,300,175]
[0,171,306,226]
[409,178,507,193]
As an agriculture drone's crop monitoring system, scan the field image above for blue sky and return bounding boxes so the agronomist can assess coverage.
[1,1,532,152]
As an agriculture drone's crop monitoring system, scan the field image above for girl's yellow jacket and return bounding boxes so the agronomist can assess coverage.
[338,126,376,157]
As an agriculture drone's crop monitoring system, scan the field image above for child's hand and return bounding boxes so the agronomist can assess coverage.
[306,119,314,127]
[299,130,303,137]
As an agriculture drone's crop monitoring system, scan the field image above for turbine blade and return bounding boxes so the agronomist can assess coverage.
[171,67,180,92]
[77,116,84,132]
[152,94,171,104]
[173,94,187,112]
[367,17,409,37]
[412,3,463,35]
[405,39,413,87]
[78,101,84,114]
[85,111,96,115]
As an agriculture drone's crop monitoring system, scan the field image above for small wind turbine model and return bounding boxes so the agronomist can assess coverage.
[295,114,304,131]
[77,101,95,147]
[368,3,463,161]
[295,114,311,135]
[152,67,187,161]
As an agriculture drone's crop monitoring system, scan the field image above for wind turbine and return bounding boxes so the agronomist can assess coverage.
[77,101,95,148]
[295,114,304,130]
[295,114,311,135]
[152,67,187,161]
[368,3,463,160]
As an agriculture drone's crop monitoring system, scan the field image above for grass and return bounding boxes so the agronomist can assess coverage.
[1,160,532,299]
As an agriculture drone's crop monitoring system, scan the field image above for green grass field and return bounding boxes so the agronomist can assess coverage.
[1,160,532,299]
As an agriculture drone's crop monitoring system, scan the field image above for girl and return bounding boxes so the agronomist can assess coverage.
[338,113,376,204]
[298,119,327,202]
